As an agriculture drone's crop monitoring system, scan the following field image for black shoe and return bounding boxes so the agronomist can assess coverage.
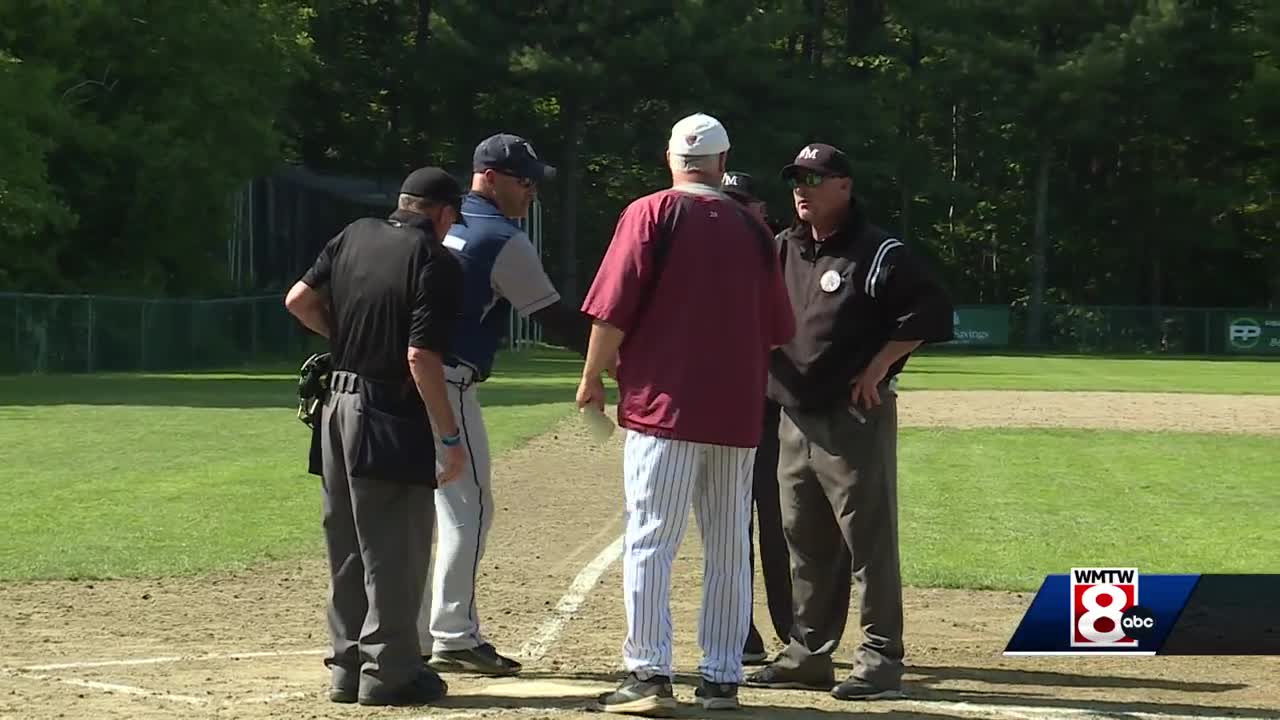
[744,662,835,691]
[596,673,678,716]
[743,626,769,665]
[428,642,522,676]
[695,678,739,710]
[831,676,904,701]
[357,669,448,706]
[328,686,357,704]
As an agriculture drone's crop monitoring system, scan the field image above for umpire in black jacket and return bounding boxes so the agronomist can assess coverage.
[285,167,467,707]
[745,144,953,701]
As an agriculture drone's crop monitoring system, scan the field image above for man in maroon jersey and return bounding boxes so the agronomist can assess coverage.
[576,113,795,714]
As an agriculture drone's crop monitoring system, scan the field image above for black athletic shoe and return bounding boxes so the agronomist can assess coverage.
[695,678,740,710]
[428,642,522,676]
[328,686,357,704]
[744,662,835,691]
[596,673,678,716]
[743,625,769,665]
[831,676,904,701]
[357,669,448,706]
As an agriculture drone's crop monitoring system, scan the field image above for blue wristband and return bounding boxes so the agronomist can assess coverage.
[441,432,461,447]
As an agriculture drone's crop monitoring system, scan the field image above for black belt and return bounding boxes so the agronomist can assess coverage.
[329,371,416,405]
[330,370,361,393]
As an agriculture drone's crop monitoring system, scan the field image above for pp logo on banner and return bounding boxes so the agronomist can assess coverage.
[1070,567,1154,647]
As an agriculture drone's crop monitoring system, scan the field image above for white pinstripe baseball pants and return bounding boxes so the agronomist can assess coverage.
[621,430,756,684]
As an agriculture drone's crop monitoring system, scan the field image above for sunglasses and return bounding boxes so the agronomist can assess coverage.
[495,170,536,189]
[786,173,844,189]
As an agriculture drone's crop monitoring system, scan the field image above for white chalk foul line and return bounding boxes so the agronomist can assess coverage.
[515,533,624,662]
[2,669,208,706]
[20,648,326,671]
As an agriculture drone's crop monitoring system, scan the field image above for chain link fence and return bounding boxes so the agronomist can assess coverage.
[0,293,319,374]
[2,293,1275,375]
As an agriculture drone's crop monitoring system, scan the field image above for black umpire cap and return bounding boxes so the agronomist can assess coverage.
[401,166,464,202]
[780,143,853,180]
[473,133,557,181]
[400,167,466,224]
[721,171,762,203]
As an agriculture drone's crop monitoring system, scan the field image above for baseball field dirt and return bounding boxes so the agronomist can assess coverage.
[2,390,1277,720]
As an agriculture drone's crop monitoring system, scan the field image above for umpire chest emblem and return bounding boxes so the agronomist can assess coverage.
[819,269,843,293]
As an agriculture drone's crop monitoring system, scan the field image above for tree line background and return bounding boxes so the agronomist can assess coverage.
[3,0,1278,345]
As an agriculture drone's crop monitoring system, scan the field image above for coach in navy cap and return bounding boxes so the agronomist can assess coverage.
[416,133,591,679]
[473,133,557,183]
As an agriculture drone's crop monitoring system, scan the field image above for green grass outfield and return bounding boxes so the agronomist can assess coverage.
[1,349,1276,589]
[900,352,1280,394]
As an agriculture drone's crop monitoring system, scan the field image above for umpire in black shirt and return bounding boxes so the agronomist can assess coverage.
[285,167,466,707]
[745,144,953,700]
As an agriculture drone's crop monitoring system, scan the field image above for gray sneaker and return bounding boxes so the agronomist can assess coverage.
[596,673,678,716]
[696,678,739,710]
[427,643,521,676]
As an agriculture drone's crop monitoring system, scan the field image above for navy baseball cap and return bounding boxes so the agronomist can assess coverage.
[473,133,557,181]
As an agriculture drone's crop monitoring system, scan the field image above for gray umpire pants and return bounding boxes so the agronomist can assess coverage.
[321,384,434,695]
[774,384,903,689]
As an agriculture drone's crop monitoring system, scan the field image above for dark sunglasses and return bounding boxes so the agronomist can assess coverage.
[785,173,844,189]
[495,170,535,189]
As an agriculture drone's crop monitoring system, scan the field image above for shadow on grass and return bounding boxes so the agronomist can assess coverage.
[0,352,600,410]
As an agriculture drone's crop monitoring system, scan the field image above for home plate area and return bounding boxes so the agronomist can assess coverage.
[2,647,1276,720]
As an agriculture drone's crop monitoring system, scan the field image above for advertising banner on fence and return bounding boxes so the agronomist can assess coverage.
[1225,313,1280,355]
[949,306,1010,347]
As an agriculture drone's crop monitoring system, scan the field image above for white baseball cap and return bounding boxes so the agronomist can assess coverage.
[667,113,730,156]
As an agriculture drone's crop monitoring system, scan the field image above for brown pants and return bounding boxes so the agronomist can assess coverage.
[775,388,903,688]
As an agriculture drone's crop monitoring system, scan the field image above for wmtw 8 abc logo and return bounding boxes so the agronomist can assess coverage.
[1070,567,1157,648]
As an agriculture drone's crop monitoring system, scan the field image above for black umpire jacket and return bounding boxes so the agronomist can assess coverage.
[767,200,954,411]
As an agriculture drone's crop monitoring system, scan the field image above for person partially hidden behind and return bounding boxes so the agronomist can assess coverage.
[285,167,468,707]
[721,170,795,666]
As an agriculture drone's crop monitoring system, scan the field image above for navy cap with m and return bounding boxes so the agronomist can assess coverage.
[473,133,557,181]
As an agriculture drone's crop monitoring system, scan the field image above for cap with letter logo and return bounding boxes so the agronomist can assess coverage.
[473,133,557,181]
[780,142,853,179]
[720,171,760,203]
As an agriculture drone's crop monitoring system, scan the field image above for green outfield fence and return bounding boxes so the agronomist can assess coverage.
[1,294,1277,374]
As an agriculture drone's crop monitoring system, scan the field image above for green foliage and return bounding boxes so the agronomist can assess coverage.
[2,1,1277,308]
[0,52,70,289]
[0,0,311,294]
